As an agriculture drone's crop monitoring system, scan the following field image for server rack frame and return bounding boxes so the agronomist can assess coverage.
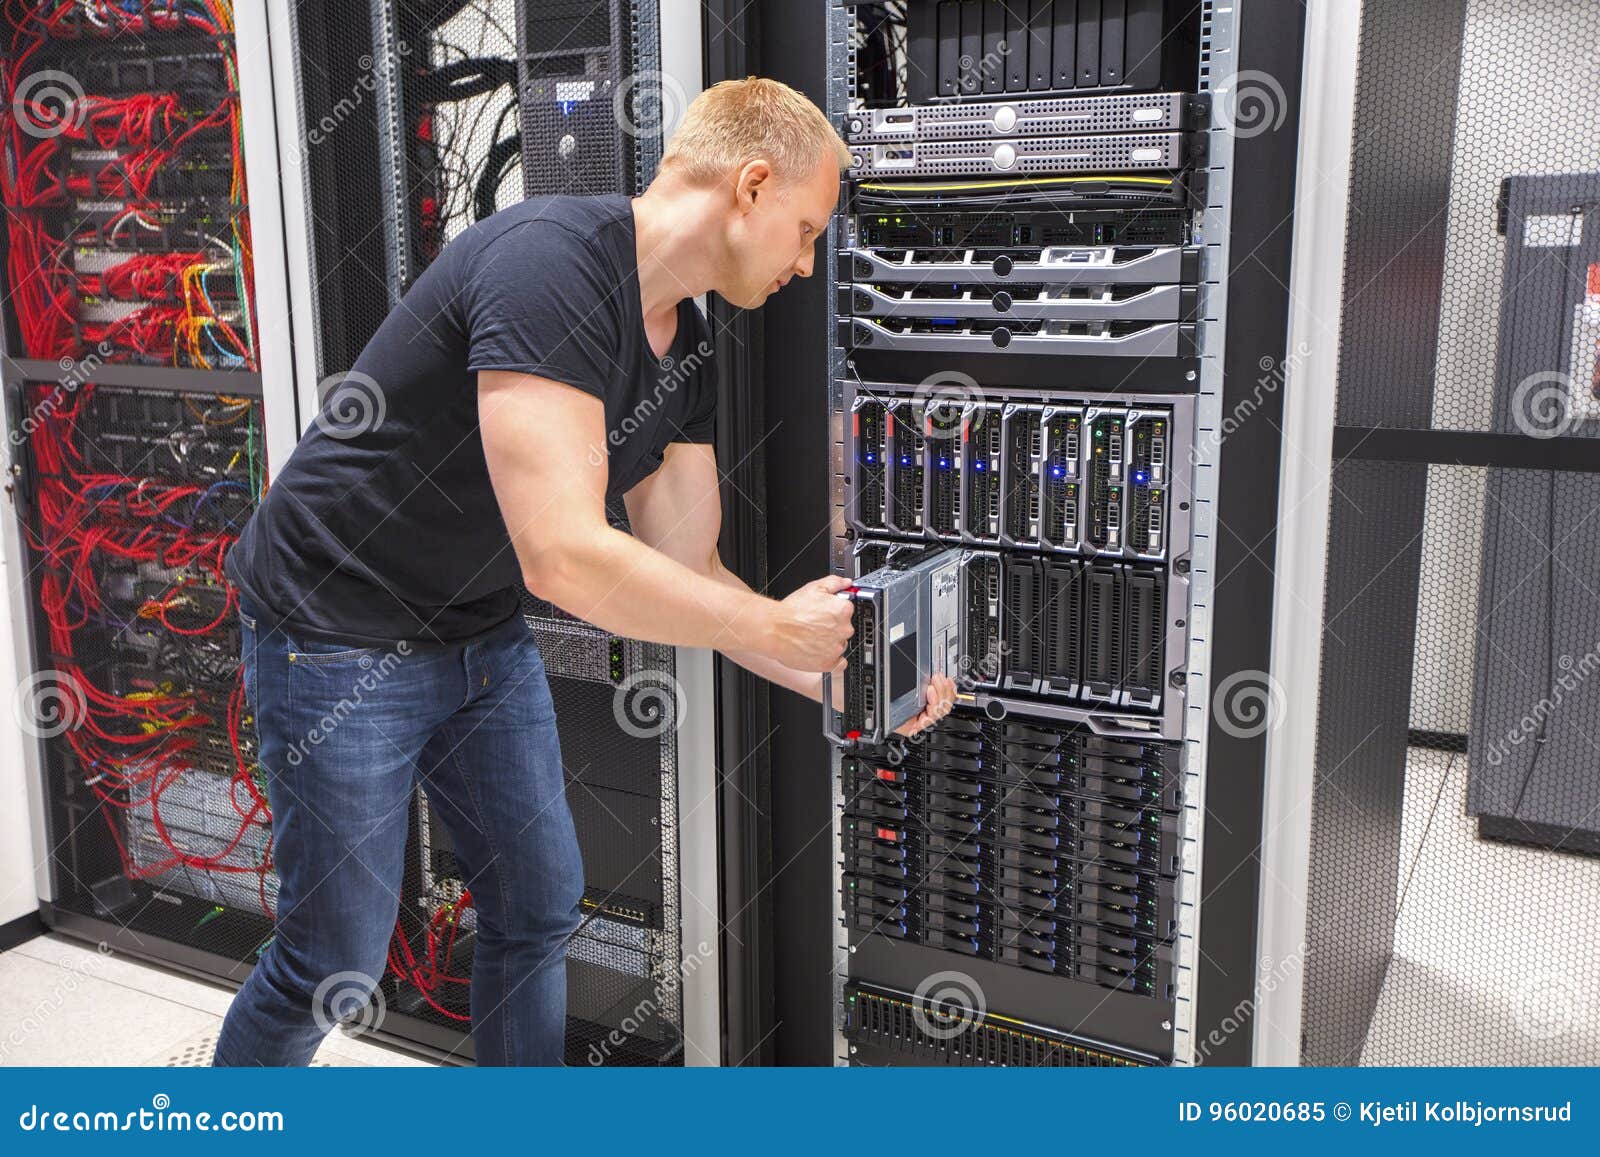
[817,0,1302,1067]
[5,0,306,1024]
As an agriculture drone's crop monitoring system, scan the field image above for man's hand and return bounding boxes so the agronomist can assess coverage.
[765,575,856,673]
[895,673,957,737]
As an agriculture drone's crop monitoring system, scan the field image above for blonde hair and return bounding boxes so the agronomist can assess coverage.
[660,76,851,186]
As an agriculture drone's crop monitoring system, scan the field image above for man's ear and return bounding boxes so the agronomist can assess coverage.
[735,159,774,212]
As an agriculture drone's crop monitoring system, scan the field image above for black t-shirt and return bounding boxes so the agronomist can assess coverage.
[225,194,717,645]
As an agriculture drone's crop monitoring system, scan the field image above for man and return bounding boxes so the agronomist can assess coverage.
[214,77,956,1066]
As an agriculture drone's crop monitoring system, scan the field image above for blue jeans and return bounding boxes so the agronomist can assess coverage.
[213,600,584,1066]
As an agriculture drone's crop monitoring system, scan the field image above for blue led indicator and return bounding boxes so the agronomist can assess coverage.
[1133,470,1149,485]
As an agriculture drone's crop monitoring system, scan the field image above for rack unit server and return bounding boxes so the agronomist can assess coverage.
[826,0,1240,1066]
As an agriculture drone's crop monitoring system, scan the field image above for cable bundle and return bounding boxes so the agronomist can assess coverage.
[389,892,475,1022]
[0,0,257,367]
[24,380,272,919]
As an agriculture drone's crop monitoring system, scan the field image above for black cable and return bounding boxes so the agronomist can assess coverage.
[474,134,521,220]
[412,56,516,105]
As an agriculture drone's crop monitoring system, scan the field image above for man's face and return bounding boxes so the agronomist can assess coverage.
[722,153,841,309]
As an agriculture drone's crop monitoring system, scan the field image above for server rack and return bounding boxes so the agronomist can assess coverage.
[750,0,1301,1066]
[8,1,720,1068]
[267,0,719,1066]
[3,0,303,1015]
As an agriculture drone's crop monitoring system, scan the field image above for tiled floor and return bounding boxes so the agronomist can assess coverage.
[1360,749,1600,1065]
[0,933,437,1067]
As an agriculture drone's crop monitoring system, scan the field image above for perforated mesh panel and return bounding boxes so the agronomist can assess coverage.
[1302,0,1600,1066]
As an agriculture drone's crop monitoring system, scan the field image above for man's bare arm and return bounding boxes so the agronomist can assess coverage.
[479,371,852,672]
[626,441,956,732]
[624,441,822,698]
